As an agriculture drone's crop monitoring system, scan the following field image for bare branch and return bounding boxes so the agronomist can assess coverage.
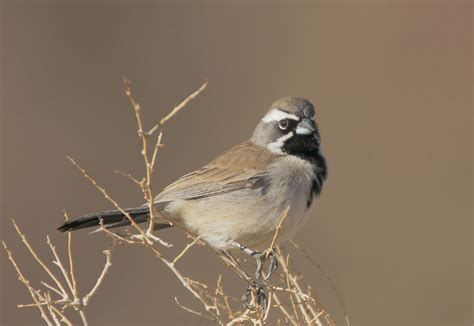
[46,236,75,296]
[2,241,53,325]
[172,236,200,265]
[82,250,112,306]
[267,206,290,258]
[113,169,142,186]
[67,156,149,243]
[64,211,79,297]
[174,297,214,321]
[4,79,335,326]
[99,218,136,244]
[12,220,69,300]
[290,239,350,326]
[150,130,164,174]
[272,292,298,326]
[159,81,208,126]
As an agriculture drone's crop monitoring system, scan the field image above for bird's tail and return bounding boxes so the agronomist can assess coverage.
[57,206,152,232]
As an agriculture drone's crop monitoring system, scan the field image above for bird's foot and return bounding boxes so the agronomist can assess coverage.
[240,283,269,314]
[253,248,278,281]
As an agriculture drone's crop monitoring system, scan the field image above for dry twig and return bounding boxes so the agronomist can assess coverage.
[2,219,113,325]
[3,79,336,325]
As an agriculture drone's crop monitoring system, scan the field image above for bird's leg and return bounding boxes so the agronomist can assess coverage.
[219,250,264,310]
[252,249,279,282]
[226,240,278,282]
[221,242,273,314]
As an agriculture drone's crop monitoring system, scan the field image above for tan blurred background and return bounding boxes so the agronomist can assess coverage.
[0,1,472,326]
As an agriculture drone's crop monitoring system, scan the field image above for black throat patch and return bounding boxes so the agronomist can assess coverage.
[281,134,328,208]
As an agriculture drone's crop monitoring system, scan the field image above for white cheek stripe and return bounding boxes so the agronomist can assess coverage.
[267,131,294,154]
[262,109,299,123]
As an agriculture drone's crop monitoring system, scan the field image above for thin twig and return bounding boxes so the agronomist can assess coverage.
[172,236,200,265]
[2,241,53,325]
[12,220,69,300]
[41,295,73,326]
[64,211,79,296]
[114,169,142,186]
[281,252,301,323]
[4,79,336,325]
[82,250,112,306]
[159,81,208,126]
[67,156,149,243]
[46,236,75,296]
[270,285,315,304]
[98,218,136,244]
[216,275,234,318]
[123,77,156,234]
[150,246,223,324]
[150,130,164,174]
[272,292,298,326]
[174,297,214,321]
[290,239,350,326]
[267,206,290,258]
[44,293,60,326]
[41,282,63,298]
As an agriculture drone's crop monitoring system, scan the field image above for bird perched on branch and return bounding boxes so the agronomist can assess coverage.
[58,97,327,258]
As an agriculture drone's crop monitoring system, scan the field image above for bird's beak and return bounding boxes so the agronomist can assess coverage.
[295,118,315,135]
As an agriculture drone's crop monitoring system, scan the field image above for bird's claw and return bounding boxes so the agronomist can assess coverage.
[253,248,278,281]
[241,286,254,310]
[240,284,269,313]
[256,286,268,310]
[226,240,277,315]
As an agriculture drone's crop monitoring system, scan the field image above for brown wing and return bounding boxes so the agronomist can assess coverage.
[155,141,278,202]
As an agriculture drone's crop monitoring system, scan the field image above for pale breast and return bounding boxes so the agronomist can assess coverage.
[169,155,316,250]
[264,155,316,243]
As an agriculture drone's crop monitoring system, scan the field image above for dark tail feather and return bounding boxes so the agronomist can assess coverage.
[57,207,150,232]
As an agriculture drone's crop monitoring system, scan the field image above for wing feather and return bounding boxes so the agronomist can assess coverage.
[155,141,277,202]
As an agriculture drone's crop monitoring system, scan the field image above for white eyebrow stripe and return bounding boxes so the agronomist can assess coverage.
[262,109,299,123]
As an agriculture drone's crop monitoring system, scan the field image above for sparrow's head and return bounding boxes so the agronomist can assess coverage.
[251,97,321,159]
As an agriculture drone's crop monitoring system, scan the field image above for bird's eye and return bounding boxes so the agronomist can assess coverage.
[279,119,289,130]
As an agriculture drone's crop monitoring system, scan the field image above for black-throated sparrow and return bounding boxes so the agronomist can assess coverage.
[58,97,327,254]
